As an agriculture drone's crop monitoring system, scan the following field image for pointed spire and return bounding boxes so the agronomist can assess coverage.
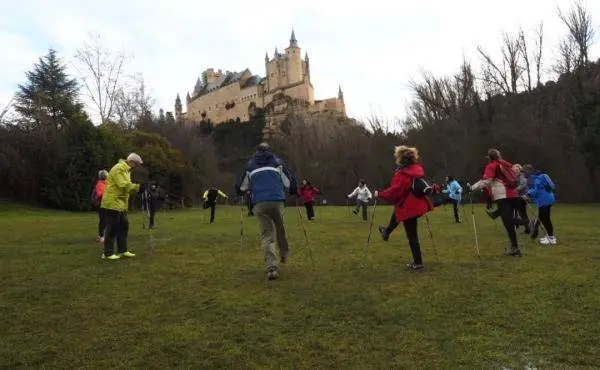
[304,51,309,61]
[265,51,269,62]
[175,93,181,104]
[338,85,344,99]
[290,29,298,47]
[274,47,279,58]
[186,92,191,102]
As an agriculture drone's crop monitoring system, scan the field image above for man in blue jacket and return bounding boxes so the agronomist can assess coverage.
[235,142,297,280]
[442,175,463,223]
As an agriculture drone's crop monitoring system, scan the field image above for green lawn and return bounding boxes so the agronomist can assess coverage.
[1,202,599,369]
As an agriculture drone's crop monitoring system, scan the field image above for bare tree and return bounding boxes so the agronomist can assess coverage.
[518,28,532,91]
[74,34,126,124]
[558,0,596,68]
[477,31,524,95]
[534,22,544,87]
[114,73,155,129]
[0,95,14,124]
[553,37,579,76]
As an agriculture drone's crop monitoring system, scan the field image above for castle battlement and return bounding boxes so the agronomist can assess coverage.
[173,30,345,126]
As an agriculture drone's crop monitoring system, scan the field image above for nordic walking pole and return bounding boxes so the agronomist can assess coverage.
[361,198,378,266]
[239,196,245,264]
[295,197,315,269]
[424,214,439,262]
[469,193,481,258]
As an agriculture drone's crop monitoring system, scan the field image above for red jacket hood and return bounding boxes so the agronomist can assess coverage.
[399,164,425,177]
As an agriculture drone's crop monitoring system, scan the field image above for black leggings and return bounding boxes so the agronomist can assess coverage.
[497,198,519,249]
[385,213,422,265]
[97,207,106,237]
[514,197,529,225]
[305,202,315,220]
[538,205,554,236]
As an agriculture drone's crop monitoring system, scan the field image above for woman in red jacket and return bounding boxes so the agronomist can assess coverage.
[298,179,321,221]
[94,170,108,243]
[375,146,433,270]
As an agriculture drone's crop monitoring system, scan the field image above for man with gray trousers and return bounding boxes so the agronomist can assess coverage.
[235,142,297,280]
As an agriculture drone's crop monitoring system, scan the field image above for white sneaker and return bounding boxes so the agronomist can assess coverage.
[540,236,557,245]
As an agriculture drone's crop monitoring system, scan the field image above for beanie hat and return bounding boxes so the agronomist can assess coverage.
[98,170,109,179]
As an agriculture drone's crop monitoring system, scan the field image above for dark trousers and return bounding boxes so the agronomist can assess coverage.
[539,205,554,236]
[354,200,368,221]
[103,209,129,256]
[97,207,106,237]
[204,201,216,223]
[403,217,422,265]
[145,204,156,227]
[497,198,519,249]
[384,213,422,264]
[444,198,460,222]
[514,197,530,229]
[305,202,315,220]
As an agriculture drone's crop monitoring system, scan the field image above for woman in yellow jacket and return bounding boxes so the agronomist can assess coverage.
[100,153,143,260]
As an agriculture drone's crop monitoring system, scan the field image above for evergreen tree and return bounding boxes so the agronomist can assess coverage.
[14,49,84,130]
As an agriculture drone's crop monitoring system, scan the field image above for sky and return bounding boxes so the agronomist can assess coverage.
[1,0,600,125]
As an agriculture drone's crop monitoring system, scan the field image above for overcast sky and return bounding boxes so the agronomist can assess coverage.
[2,0,600,125]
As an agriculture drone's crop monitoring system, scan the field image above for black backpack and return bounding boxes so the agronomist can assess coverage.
[412,177,432,198]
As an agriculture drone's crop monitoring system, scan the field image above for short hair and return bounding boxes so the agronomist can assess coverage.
[487,149,501,160]
[126,153,143,165]
[513,164,522,172]
[98,170,108,179]
[257,142,270,151]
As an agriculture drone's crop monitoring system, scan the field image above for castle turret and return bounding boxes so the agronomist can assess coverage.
[265,51,269,63]
[285,29,302,85]
[289,29,298,48]
[186,92,191,103]
[175,93,182,120]
[338,86,344,100]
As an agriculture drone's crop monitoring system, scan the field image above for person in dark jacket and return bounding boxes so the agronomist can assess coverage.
[203,186,228,223]
[235,142,297,280]
[376,145,433,271]
[523,164,557,245]
[141,181,162,229]
[298,179,321,221]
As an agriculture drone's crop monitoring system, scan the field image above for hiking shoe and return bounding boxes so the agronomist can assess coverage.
[540,236,557,245]
[378,225,389,242]
[267,269,279,280]
[486,207,500,219]
[102,254,120,260]
[406,262,424,271]
[505,247,522,257]
[530,219,541,239]
[119,251,136,258]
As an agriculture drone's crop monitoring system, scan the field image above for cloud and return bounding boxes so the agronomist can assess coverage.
[1,0,600,124]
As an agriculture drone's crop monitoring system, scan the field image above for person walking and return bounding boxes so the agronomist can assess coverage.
[100,153,144,260]
[347,179,372,221]
[203,186,228,223]
[468,149,522,257]
[375,145,433,271]
[441,175,463,223]
[235,142,297,280]
[298,179,321,221]
[141,181,161,229]
[513,164,531,234]
[523,164,557,245]
[93,170,108,243]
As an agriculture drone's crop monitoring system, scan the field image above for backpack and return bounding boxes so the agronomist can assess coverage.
[496,161,519,189]
[412,177,432,198]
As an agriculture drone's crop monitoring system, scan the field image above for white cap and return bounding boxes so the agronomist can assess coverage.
[126,153,143,165]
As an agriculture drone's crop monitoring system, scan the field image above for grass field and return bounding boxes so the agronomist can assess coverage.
[1,202,599,369]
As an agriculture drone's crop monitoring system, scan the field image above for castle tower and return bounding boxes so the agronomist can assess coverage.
[304,52,310,80]
[285,29,302,85]
[175,93,182,120]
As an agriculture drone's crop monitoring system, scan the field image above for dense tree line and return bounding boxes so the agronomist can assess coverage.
[1,1,599,210]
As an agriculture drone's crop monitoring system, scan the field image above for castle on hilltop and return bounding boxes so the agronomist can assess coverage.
[172,30,346,131]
